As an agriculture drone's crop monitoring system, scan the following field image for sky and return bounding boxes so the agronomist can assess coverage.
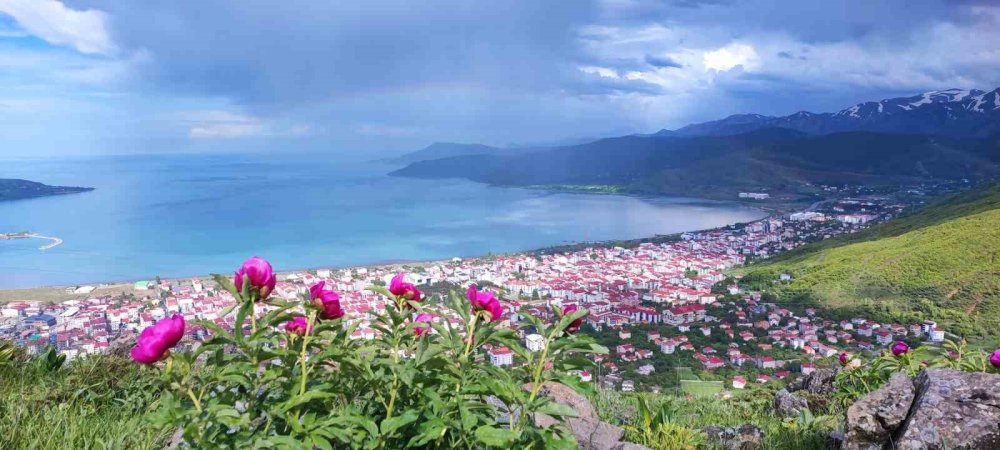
[0,0,998,157]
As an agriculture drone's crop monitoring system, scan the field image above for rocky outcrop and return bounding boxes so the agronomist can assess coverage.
[842,369,1000,450]
[703,424,764,450]
[774,388,809,417]
[528,382,652,450]
[895,369,1000,449]
[788,367,839,395]
[843,371,915,450]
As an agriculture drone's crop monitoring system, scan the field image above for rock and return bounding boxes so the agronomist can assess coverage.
[789,367,839,395]
[703,424,764,450]
[525,382,650,450]
[163,427,185,449]
[105,333,136,359]
[826,430,844,450]
[843,371,915,450]
[895,369,1000,449]
[774,388,809,417]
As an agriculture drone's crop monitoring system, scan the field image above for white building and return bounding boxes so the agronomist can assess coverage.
[489,347,513,367]
[525,334,545,352]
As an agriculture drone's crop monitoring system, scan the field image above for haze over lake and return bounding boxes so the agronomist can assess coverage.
[0,153,764,289]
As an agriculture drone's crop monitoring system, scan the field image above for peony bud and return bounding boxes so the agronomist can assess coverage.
[563,305,583,334]
[414,313,433,336]
[131,314,185,364]
[234,256,277,300]
[309,281,344,320]
[891,341,909,356]
[285,316,310,336]
[990,349,1000,368]
[467,284,503,322]
[389,273,423,304]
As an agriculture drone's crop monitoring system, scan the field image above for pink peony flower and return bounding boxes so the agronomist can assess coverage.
[131,314,185,364]
[839,352,849,366]
[891,341,910,356]
[285,316,310,336]
[990,349,1000,368]
[234,256,277,300]
[389,273,422,303]
[563,305,583,334]
[467,284,503,322]
[413,313,434,336]
[309,281,344,320]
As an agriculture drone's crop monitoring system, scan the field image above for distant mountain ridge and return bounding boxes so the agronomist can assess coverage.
[660,87,1000,138]
[387,142,539,164]
[0,179,94,202]
[390,87,1000,200]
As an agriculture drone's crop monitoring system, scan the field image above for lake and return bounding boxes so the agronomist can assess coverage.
[0,152,765,288]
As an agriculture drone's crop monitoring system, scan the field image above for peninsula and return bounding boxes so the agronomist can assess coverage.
[0,179,94,202]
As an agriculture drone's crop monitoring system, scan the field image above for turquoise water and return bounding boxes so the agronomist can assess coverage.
[0,153,764,288]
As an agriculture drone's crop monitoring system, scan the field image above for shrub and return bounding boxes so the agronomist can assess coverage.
[140,258,608,449]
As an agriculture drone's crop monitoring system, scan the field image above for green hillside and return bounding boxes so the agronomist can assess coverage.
[743,184,1000,337]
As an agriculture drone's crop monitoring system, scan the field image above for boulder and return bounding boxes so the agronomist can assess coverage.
[105,334,136,359]
[526,382,651,450]
[774,388,809,417]
[895,369,1000,449]
[843,371,915,450]
[789,367,839,396]
[703,424,764,450]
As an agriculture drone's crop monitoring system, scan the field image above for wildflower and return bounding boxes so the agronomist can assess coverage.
[414,313,434,336]
[891,341,909,356]
[563,305,583,334]
[467,284,503,322]
[285,316,310,336]
[990,349,1000,368]
[233,256,277,300]
[946,350,959,360]
[309,281,344,320]
[131,314,185,364]
[389,273,422,303]
[839,352,849,366]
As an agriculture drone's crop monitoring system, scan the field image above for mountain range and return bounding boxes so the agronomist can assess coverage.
[390,87,1000,200]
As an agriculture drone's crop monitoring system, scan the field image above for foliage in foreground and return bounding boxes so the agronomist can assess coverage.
[144,261,607,449]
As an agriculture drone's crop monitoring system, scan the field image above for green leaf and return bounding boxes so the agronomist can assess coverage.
[536,401,578,418]
[475,425,518,447]
[379,409,419,436]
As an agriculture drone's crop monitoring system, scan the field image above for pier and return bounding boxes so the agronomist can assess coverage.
[0,232,63,250]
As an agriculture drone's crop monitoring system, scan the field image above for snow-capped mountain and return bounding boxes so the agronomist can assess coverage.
[660,87,1000,138]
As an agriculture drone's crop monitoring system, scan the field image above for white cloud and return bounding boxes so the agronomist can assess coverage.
[703,43,760,72]
[181,110,310,139]
[0,0,116,55]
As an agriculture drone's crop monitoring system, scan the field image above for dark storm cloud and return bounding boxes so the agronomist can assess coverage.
[74,0,602,110]
[645,54,683,68]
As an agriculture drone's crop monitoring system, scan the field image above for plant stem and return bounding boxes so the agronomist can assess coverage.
[517,328,556,432]
[298,311,317,397]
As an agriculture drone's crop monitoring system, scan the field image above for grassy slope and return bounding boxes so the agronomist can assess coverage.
[746,184,1000,335]
[0,354,167,449]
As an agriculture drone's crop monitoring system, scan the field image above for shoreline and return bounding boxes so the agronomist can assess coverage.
[0,226,768,299]
[0,190,780,296]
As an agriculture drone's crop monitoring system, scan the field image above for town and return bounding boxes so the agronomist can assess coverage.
[0,190,950,394]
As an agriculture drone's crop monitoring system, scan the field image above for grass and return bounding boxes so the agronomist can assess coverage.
[679,380,724,397]
[741,183,1000,336]
[0,353,167,449]
[594,387,835,450]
